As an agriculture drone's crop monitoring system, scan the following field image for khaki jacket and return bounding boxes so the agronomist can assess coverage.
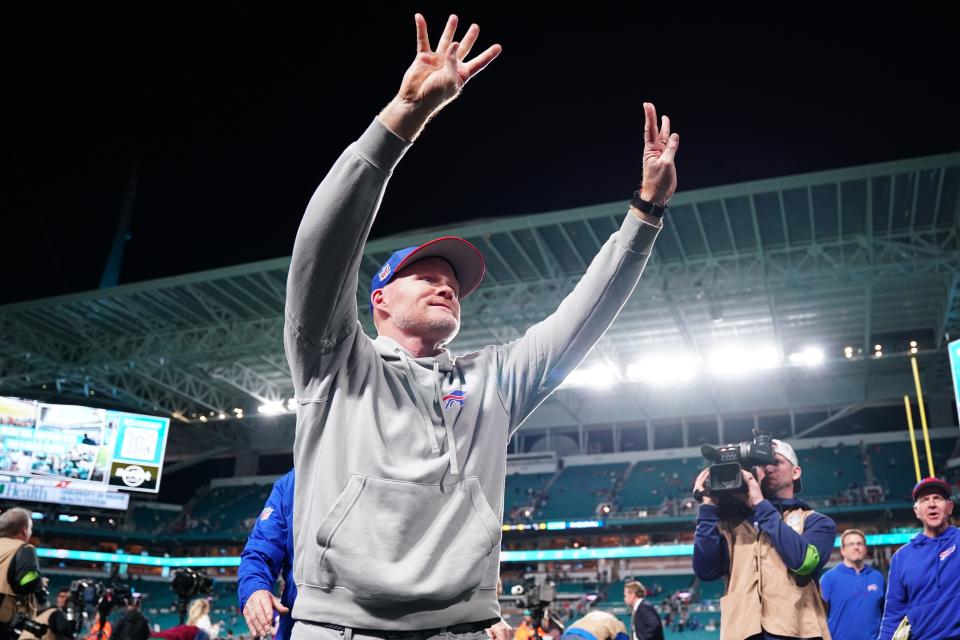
[717,507,831,640]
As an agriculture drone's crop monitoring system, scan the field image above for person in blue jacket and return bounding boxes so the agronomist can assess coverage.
[238,469,296,640]
[879,476,958,640]
[819,528,884,640]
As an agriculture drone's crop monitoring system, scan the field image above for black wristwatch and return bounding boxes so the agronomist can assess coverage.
[630,190,668,218]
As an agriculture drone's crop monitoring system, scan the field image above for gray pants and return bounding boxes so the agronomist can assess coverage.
[292,621,489,640]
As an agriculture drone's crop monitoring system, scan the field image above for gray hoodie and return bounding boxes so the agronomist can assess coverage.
[285,119,660,629]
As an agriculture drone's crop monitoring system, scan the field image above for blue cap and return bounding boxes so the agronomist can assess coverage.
[369,236,485,313]
[912,477,951,501]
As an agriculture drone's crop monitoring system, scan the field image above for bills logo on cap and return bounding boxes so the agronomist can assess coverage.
[442,390,466,409]
[260,507,274,522]
[378,264,392,282]
[940,544,956,562]
[867,583,879,592]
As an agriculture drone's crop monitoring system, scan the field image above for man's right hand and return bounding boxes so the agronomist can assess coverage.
[379,14,502,141]
[693,468,716,506]
[243,589,289,638]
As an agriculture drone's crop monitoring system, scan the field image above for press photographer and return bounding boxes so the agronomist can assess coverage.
[0,508,46,640]
[692,437,835,640]
[67,573,136,640]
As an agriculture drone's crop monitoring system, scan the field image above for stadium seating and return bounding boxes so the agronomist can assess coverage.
[537,463,628,519]
[867,438,955,501]
[504,472,554,516]
[619,458,702,511]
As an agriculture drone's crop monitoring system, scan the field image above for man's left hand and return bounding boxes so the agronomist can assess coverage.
[639,102,680,206]
[487,620,513,640]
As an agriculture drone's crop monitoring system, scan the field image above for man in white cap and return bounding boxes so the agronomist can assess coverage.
[692,439,836,640]
[283,11,679,640]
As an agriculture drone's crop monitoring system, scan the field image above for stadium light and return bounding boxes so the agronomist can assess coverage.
[708,344,780,375]
[560,365,620,389]
[258,401,286,416]
[286,398,297,412]
[788,346,825,367]
[626,353,698,384]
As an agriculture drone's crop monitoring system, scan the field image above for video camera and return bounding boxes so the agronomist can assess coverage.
[170,568,213,625]
[68,579,133,617]
[510,578,559,638]
[170,568,213,600]
[510,578,555,610]
[62,576,136,640]
[5,615,49,640]
[697,430,775,498]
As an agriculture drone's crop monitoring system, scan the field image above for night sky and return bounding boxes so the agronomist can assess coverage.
[6,6,957,305]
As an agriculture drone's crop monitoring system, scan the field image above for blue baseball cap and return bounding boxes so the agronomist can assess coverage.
[912,477,951,501]
[369,236,485,313]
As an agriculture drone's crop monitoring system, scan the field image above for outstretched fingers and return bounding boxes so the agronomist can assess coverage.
[414,13,431,53]
[436,14,459,54]
[660,114,671,142]
[458,23,479,59]
[463,43,503,79]
[643,102,661,149]
[659,132,680,164]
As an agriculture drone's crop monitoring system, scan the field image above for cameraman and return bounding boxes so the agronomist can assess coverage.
[692,439,835,640]
[0,507,44,638]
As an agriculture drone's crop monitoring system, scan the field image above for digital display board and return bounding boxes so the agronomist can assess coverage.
[0,396,170,494]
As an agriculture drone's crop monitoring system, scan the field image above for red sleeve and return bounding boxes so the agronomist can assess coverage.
[152,625,200,640]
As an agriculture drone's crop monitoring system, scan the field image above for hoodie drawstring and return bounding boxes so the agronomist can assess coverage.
[433,361,460,476]
[399,351,441,455]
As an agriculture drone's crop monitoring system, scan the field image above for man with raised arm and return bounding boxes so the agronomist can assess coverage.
[285,13,679,640]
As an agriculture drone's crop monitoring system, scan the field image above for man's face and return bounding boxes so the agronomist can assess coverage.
[759,453,799,498]
[623,588,636,606]
[57,591,69,609]
[840,534,867,564]
[913,492,954,531]
[377,257,461,344]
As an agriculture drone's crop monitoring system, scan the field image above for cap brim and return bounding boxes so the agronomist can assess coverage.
[395,236,485,299]
[913,480,951,501]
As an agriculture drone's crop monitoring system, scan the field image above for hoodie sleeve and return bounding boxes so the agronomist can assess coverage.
[492,213,660,431]
[238,477,290,609]
[879,550,908,640]
[753,502,835,575]
[284,119,411,392]
[693,504,730,581]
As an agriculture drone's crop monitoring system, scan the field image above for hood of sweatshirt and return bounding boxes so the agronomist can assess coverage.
[373,335,462,474]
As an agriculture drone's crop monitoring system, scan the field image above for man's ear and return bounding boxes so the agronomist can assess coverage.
[371,289,384,310]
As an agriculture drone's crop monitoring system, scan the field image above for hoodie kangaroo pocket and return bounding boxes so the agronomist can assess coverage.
[313,474,501,603]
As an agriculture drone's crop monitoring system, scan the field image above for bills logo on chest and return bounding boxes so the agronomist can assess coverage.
[442,390,466,409]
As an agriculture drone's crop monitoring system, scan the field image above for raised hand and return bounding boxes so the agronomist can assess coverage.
[380,14,502,141]
[639,102,680,206]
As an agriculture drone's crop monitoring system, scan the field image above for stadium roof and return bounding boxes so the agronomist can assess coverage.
[2,152,959,456]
